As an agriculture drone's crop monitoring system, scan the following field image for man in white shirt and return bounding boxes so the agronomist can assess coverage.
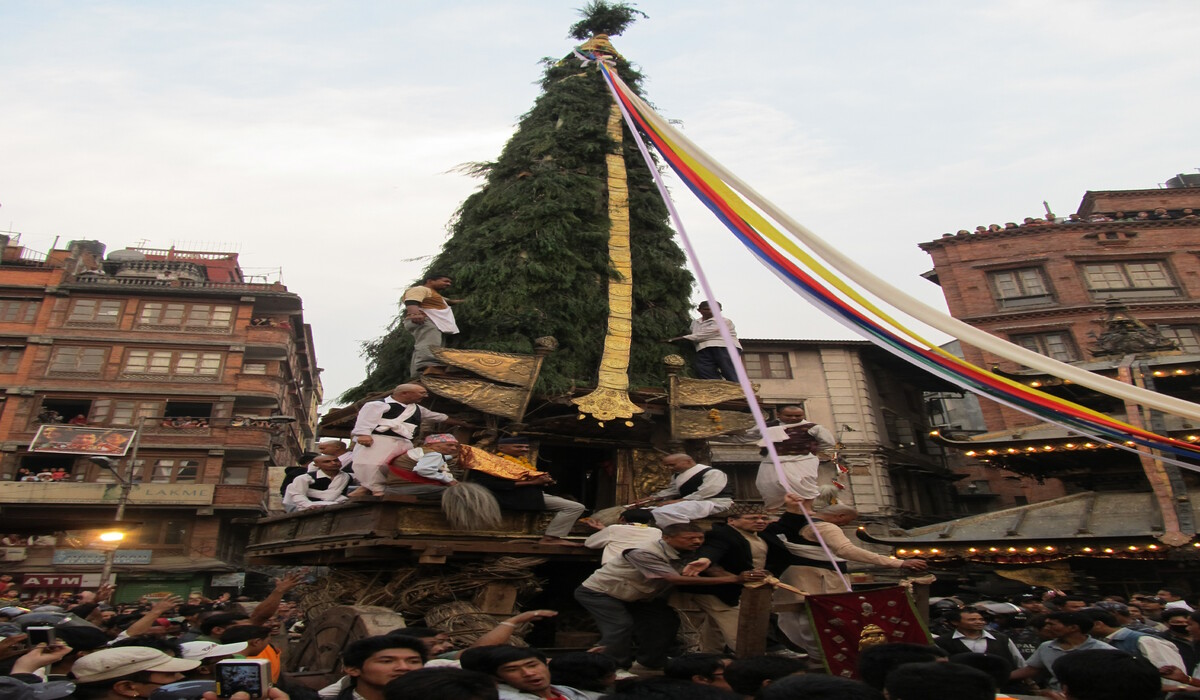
[284,455,354,512]
[666,301,741,381]
[350,384,462,497]
[934,608,1026,670]
[581,508,662,564]
[1085,608,1189,692]
[402,273,462,377]
[384,433,460,496]
[754,405,836,511]
[640,454,734,527]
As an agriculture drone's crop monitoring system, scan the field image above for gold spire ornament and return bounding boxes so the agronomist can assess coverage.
[572,51,644,423]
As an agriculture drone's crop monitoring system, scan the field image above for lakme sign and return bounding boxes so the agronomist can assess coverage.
[0,482,215,505]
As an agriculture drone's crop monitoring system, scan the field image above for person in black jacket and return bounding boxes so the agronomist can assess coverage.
[933,607,1026,672]
[682,511,772,652]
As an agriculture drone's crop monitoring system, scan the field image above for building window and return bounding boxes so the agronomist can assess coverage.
[222,465,250,485]
[0,300,39,323]
[90,399,164,426]
[242,362,268,375]
[1081,261,1179,298]
[743,352,792,379]
[0,347,22,373]
[66,299,123,325]
[1012,331,1079,362]
[137,302,233,331]
[1159,325,1200,354]
[132,458,200,484]
[988,268,1054,309]
[47,346,107,375]
[122,349,223,379]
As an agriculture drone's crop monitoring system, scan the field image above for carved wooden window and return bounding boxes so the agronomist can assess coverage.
[0,346,22,373]
[1011,331,1079,362]
[66,299,122,325]
[137,302,233,331]
[1159,325,1200,354]
[1081,261,1179,299]
[0,299,39,323]
[988,268,1053,309]
[123,349,223,379]
[131,458,201,484]
[47,346,107,375]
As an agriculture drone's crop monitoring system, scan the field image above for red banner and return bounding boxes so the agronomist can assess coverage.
[806,586,931,678]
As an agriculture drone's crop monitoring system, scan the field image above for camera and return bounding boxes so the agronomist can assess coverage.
[25,626,56,647]
[215,659,271,698]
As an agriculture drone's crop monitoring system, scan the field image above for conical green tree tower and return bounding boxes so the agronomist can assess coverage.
[345,3,694,402]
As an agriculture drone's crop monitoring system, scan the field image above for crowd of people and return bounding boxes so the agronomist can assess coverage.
[4,577,1199,699]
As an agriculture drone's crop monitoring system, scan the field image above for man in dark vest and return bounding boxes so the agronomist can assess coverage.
[349,383,464,497]
[680,509,772,652]
[754,405,836,512]
[935,607,1027,671]
[640,453,734,527]
[466,437,586,545]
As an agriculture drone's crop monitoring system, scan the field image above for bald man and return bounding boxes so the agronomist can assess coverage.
[317,439,353,469]
[350,384,462,497]
[768,495,927,664]
[641,454,735,527]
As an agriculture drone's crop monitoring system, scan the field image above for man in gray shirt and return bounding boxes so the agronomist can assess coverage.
[1010,611,1114,691]
[574,522,765,670]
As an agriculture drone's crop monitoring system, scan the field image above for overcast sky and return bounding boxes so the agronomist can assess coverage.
[3,1,1197,407]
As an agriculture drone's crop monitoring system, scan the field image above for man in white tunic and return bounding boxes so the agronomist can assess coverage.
[402,273,461,376]
[644,454,734,527]
[755,405,836,511]
[283,455,354,512]
[350,383,461,497]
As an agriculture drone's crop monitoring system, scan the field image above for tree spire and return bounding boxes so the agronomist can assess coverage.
[568,1,646,40]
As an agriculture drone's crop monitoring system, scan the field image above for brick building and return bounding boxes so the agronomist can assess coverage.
[880,173,1200,594]
[0,236,320,602]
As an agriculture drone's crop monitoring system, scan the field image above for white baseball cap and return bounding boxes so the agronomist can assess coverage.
[179,640,248,660]
[71,647,199,684]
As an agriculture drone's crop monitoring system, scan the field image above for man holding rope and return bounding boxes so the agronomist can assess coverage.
[754,406,836,512]
[768,494,928,665]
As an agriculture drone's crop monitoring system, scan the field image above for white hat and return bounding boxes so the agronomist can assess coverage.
[179,640,248,660]
[71,647,199,684]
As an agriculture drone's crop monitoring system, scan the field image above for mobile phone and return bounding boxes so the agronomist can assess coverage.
[26,626,56,647]
[215,659,271,699]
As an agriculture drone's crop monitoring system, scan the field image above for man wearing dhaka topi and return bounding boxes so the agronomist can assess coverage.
[350,383,466,497]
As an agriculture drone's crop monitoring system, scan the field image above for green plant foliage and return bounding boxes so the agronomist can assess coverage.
[568,1,647,40]
[344,28,694,403]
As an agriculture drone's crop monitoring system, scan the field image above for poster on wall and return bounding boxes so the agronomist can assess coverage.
[28,426,136,456]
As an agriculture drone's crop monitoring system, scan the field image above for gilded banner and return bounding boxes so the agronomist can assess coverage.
[674,408,758,440]
[675,377,754,407]
[431,348,541,387]
[422,377,530,421]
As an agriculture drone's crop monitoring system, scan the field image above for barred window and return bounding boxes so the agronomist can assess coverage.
[1159,326,1200,354]
[0,347,22,373]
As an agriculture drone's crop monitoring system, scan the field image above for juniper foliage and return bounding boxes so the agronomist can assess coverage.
[345,6,694,401]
